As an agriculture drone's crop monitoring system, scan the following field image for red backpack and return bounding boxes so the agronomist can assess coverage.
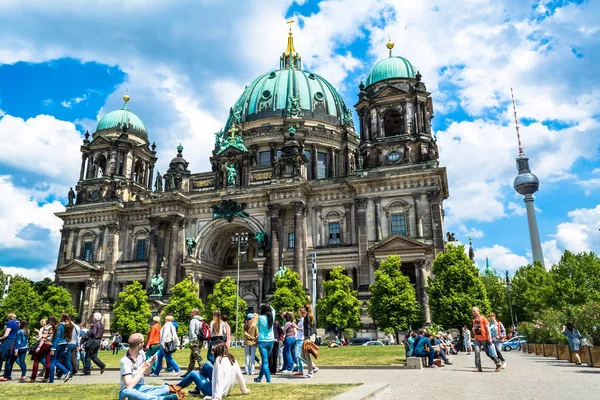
[198,320,211,341]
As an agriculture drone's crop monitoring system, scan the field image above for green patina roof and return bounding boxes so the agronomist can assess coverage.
[224,68,351,130]
[366,56,417,86]
[96,107,148,139]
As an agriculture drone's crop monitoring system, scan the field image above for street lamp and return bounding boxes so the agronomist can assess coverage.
[232,232,248,344]
[505,270,516,330]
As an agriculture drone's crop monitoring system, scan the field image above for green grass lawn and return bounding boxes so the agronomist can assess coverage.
[1,383,359,400]
[98,345,405,368]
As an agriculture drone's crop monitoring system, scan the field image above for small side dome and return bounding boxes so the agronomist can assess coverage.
[366,56,418,86]
[96,93,148,140]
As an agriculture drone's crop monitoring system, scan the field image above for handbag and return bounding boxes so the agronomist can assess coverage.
[486,342,498,358]
[302,340,319,359]
[163,324,178,354]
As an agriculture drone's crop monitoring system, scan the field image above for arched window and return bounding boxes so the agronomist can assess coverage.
[132,228,149,261]
[95,155,107,177]
[383,109,404,137]
[134,160,144,184]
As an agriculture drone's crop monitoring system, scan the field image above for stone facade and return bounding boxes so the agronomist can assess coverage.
[55,42,448,332]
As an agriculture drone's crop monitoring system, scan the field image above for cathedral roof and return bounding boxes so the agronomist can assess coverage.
[366,39,418,86]
[224,20,353,131]
[96,93,148,141]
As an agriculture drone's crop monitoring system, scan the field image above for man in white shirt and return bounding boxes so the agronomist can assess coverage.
[119,333,179,400]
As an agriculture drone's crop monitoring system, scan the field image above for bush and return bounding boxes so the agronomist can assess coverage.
[570,301,600,346]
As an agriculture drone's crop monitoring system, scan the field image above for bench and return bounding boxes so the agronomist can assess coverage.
[406,357,426,369]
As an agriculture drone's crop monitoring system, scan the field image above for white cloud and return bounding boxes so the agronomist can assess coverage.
[457,225,484,239]
[0,175,63,250]
[0,109,4,117]
[0,265,55,281]
[42,99,53,106]
[507,201,526,216]
[474,244,529,272]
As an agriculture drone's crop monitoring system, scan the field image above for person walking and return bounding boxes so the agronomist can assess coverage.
[27,316,56,383]
[83,312,106,375]
[301,303,319,377]
[281,312,296,372]
[463,326,473,355]
[471,307,502,372]
[145,316,161,373]
[0,313,19,379]
[68,318,80,375]
[118,333,179,400]
[152,315,181,377]
[268,315,283,375]
[112,331,123,356]
[489,313,506,368]
[222,314,231,348]
[12,320,29,381]
[49,313,73,383]
[562,322,583,365]
[291,308,307,376]
[254,304,275,383]
[184,308,205,377]
[208,310,226,363]
[243,313,258,375]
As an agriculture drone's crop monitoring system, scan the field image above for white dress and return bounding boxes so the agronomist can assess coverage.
[211,356,249,399]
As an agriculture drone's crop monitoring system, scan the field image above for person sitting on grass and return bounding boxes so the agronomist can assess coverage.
[172,340,250,399]
[119,333,180,400]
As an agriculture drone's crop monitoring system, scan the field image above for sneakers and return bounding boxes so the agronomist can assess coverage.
[148,373,159,377]
[188,388,201,395]
[253,377,261,383]
[172,370,181,377]
[502,362,506,369]
[495,364,502,372]
[311,367,319,374]
[63,372,72,383]
[445,362,453,365]
[100,367,106,375]
[303,373,313,378]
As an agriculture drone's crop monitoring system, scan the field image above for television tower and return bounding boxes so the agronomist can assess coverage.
[511,88,544,267]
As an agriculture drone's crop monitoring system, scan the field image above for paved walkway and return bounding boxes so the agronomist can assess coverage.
[3,351,598,399]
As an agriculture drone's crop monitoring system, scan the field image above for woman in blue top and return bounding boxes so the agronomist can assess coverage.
[562,322,582,365]
[49,313,73,383]
[14,320,29,380]
[254,304,275,383]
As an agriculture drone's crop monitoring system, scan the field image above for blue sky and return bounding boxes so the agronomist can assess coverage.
[0,0,599,280]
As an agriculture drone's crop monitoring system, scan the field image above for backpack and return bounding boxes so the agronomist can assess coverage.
[197,320,211,342]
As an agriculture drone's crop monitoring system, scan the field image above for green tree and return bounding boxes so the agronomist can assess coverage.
[428,244,489,329]
[480,269,509,326]
[317,266,361,332]
[0,278,40,323]
[547,251,600,308]
[32,285,77,327]
[33,278,55,296]
[162,276,204,337]
[510,261,551,323]
[369,255,422,335]
[205,277,246,339]
[113,281,152,336]
[270,268,309,320]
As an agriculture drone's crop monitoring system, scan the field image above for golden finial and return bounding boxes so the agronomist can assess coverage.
[123,90,130,104]
[386,36,394,57]
[284,18,297,60]
[287,18,295,34]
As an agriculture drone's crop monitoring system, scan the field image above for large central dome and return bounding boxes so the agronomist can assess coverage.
[224,24,352,131]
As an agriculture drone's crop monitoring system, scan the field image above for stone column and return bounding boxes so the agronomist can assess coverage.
[315,206,322,247]
[415,259,431,324]
[71,228,80,260]
[86,154,94,179]
[311,143,317,180]
[328,147,334,178]
[97,225,106,262]
[355,198,369,289]
[167,215,183,292]
[130,154,136,180]
[291,202,305,287]
[56,228,70,267]
[178,218,187,281]
[428,191,444,253]
[373,197,382,241]
[301,205,309,288]
[79,154,87,181]
[147,164,155,190]
[267,204,281,294]
[344,203,352,245]
[413,193,423,238]
[146,217,160,287]
[82,279,94,324]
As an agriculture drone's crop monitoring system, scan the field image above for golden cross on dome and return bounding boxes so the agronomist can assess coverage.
[286,18,295,33]
[228,125,240,139]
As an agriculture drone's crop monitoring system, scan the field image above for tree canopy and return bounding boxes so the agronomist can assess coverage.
[112,281,152,336]
[32,285,77,327]
[510,261,551,323]
[205,276,246,339]
[369,255,422,332]
[480,268,510,326]
[162,276,203,337]
[428,244,489,329]
[0,278,40,325]
[270,268,309,320]
[547,251,600,308]
[317,266,361,332]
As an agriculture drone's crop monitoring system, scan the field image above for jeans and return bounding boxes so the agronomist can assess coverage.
[177,362,213,396]
[67,344,78,373]
[119,384,171,400]
[84,339,105,373]
[282,337,296,371]
[493,340,505,362]
[30,343,52,380]
[414,350,434,367]
[154,348,180,376]
[293,339,306,373]
[0,338,15,378]
[78,348,86,370]
[49,344,70,382]
[473,339,501,370]
[244,344,256,374]
[257,341,274,382]
[436,348,449,363]
[268,341,279,374]
[15,349,27,377]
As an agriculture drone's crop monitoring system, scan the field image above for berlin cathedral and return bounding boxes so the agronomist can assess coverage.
[55,25,448,332]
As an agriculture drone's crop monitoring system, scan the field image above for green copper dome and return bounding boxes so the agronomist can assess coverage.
[224,68,352,130]
[96,106,148,139]
[366,56,418,86]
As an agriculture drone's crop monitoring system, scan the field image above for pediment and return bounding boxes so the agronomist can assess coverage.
[88,135,111,147]
[369,235,431,253]
[375,85,407,98]
[58,259,101,273]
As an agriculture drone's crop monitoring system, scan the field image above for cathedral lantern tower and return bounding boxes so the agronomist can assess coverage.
[354,39,437,170]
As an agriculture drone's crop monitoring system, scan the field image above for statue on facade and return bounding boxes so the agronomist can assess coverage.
[357,151,364,170]
[174,173,182,190]
[254,232,268,252]
[230,106,242,125]
[185,237,197,257]
[226,162,236,187]
[67,187,76,206]
[149,274,164,296]
[214,128,223,149]
[274,265,288,278]
[446,232,456,242]
[287,95,302,117]
[155,171,163,192]
[428,143,436,161]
